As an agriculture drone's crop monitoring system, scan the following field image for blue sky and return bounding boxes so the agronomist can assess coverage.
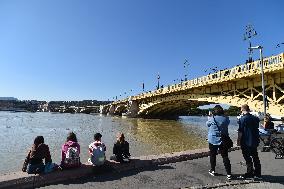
[0,0,284,101]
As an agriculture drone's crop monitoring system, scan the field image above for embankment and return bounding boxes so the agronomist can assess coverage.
[0,147,240,189]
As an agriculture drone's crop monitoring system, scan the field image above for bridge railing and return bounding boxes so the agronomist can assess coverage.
[132,53,284,101]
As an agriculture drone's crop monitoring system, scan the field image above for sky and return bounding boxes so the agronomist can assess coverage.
[0,0,284,101]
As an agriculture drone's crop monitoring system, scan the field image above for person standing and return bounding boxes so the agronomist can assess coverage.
[237,104,261,179]
[207,105,232,180]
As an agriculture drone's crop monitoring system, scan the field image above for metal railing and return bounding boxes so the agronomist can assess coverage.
[119,53,284,102]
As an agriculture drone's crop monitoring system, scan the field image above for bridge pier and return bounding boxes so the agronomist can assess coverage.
[124,100,139,118]
[100,105,110,114]
[114,104,127,116]
[107,104,116,115]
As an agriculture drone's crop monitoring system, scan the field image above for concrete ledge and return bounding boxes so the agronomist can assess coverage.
[0,146,240,189]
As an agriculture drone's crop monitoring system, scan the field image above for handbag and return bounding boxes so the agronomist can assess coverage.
[213,116,233,149]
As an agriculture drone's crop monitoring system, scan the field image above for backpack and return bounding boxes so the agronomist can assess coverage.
[64,147,80,167]
[91,144,105,166]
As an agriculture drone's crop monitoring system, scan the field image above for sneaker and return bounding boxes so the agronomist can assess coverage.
[254,175,262,180]
[209,170,215,176]
[227,175,232,180]
[238,173,254,179]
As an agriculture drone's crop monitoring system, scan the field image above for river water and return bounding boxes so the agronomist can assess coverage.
[0,112,239,174]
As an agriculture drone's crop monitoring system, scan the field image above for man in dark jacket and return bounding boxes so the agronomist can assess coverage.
[237,104,261,179]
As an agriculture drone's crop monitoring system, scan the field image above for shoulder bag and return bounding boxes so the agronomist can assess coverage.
[213,116,233,149]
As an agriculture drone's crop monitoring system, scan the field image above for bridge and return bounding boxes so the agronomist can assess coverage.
[101,52,284,119]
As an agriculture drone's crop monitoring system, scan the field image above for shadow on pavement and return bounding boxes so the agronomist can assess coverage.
[227,174,284,186]
[262,175,284,185]
[38,159,174,188]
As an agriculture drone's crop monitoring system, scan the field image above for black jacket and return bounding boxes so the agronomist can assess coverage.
[113,141,130,159]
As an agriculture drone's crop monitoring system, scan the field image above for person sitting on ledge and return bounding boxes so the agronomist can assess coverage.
[88,133,106,166]
[61,132,81,169]
[110,132,131,163]
[23,136,52,174]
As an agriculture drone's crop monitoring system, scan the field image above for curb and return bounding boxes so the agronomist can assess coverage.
[183,180,263,189]
[0,146,240,189]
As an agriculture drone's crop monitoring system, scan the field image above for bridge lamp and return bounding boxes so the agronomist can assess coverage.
[244,24,257,63]
[248,45,266,116]
[184,59,189,81]
[157,74,160,90]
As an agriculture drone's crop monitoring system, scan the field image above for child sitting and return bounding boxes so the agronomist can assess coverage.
[88,133,106,166]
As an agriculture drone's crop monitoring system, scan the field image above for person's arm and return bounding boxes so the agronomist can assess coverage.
[45,145,52,164]
[77,143,80,154]
[206,118,212,127]
[125,141,130,157]
[88,147,93,155]
[113,143,118,155]
[237,118,243,146]
[103,143,106,151]
[227,117,230,125]
[61,144,65,163]
[88,143,93,155]
[26,150,31,160]
[237,132,242,146]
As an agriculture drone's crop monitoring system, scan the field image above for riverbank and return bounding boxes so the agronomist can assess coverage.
[0,147,241,189]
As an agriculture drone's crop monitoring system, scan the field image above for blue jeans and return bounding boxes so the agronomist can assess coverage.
[27,163,45,174]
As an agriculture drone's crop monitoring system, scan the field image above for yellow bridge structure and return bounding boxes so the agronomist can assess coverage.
[101,52,284,119]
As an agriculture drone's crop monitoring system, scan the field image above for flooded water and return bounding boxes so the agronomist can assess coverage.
[0,112,239,174]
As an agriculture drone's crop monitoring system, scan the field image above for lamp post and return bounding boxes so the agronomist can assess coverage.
[184,59,189,81]
[249,45,266,115]
[276,43,284,48]
[157,74,160,90]
[244,24,257,63]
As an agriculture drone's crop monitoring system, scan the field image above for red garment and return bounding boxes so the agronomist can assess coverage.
[61,141,80,165]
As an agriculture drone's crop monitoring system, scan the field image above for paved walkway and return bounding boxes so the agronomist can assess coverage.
[39,150,284,189]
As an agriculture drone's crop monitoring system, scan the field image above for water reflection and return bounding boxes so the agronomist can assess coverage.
[132,119,207,155]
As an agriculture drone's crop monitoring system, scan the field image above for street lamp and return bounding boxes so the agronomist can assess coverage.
[276,43,284,48]
[184,59,189,81]
[157,74,160,89]
[244,24,257,63]
[249,45,266,116]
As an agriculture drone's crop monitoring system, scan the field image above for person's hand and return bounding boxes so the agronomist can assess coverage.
[237,139,241,146]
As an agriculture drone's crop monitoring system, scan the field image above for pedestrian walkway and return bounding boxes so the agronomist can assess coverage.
[1,147,283,189]
[39,150,284,189]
